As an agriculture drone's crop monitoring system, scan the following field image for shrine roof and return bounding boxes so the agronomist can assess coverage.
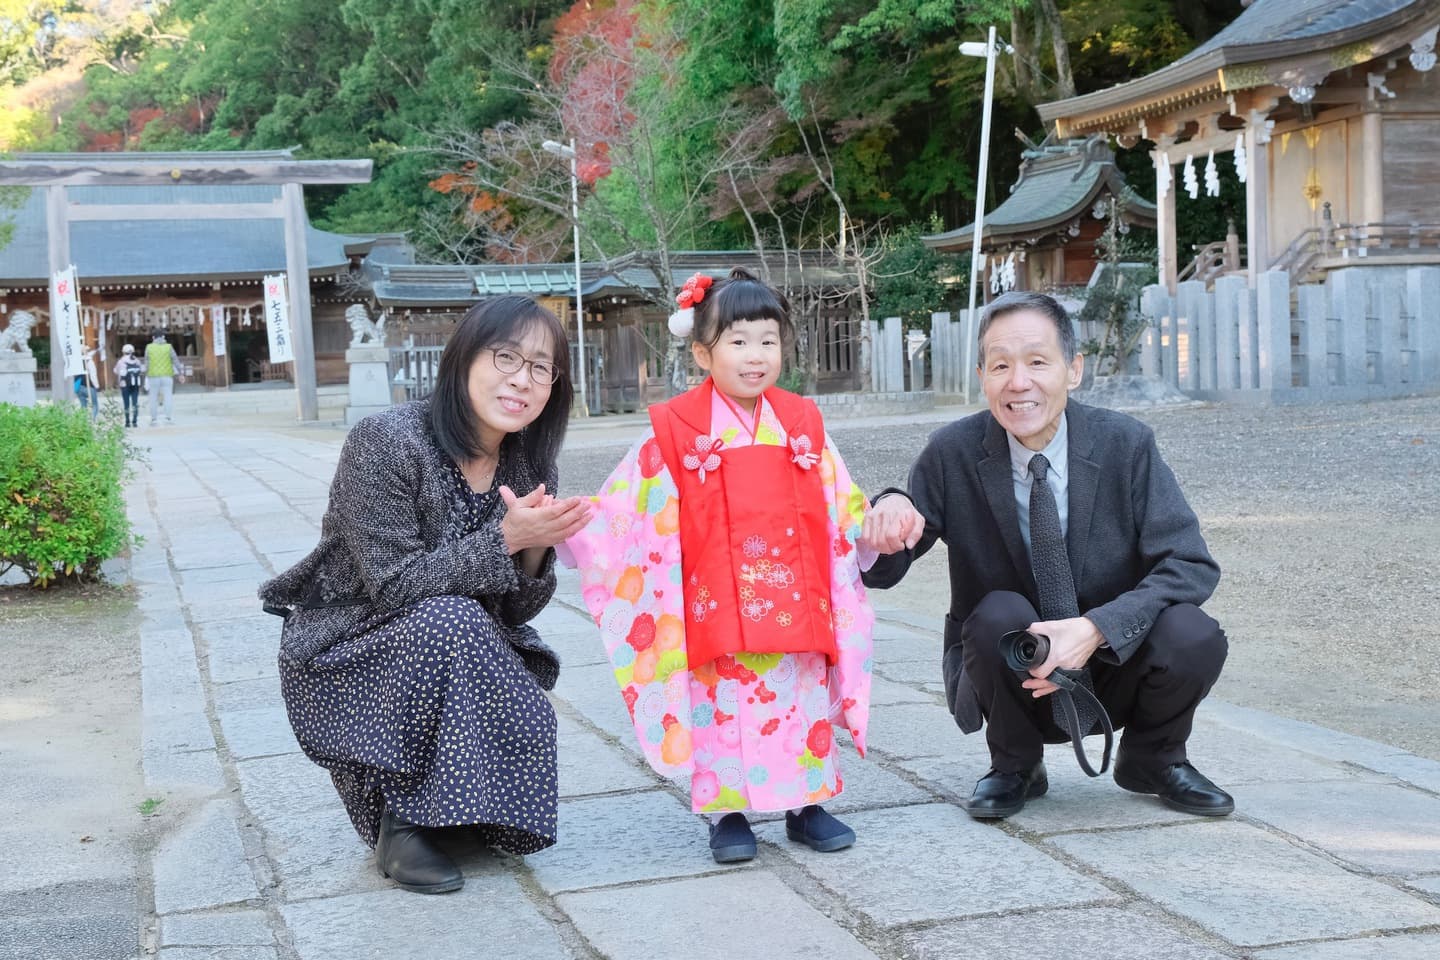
[1036,0,1437,134]
[922,139,1156,253]
[369,251,850,307]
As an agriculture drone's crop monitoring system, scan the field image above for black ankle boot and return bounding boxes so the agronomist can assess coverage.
[376,808,464,894]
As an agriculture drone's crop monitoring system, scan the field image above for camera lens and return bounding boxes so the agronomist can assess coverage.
[1001,629,1050,674]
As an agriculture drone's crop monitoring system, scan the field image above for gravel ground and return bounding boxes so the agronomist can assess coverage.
[557,394,1440,761]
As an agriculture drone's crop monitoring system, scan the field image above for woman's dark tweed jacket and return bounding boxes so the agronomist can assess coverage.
[258,399,560,688]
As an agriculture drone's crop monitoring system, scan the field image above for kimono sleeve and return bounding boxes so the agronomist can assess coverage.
[558,431,695,779]
[819,432,875,756]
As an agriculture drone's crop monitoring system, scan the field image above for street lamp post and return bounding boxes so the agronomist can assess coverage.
[958,28,1010,404]
[542,138,589,416]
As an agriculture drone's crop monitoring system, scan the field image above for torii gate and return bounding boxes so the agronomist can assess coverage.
[0,156,372,421]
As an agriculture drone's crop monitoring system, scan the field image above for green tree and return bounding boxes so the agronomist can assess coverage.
[870,220,963,328]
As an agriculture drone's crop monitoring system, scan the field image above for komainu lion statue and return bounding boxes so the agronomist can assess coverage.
[345,304,387,347]
[0,310,36,356]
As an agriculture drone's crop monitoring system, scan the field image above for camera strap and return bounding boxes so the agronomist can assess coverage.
[1048,669,1113,777]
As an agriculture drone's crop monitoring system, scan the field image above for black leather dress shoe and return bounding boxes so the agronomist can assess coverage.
[376,808,465,893]
[965,762,1048,819]
[1114,757,1234,817]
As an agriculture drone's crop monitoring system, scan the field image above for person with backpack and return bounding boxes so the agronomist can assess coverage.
[115,343,145,427]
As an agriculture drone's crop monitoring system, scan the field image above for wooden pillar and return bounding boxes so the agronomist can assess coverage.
[283,182,318,421]
[44,185,71,404]
[1245,125,1271,280]
[1361,110,1384,226]
[1155,146,1178,292]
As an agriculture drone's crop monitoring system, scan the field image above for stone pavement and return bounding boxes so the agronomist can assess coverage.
[32,414,1440,959]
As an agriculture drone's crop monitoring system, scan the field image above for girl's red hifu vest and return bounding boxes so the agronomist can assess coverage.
[648,380,837,669]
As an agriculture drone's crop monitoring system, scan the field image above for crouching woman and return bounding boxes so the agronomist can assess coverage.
[259,296,591,893]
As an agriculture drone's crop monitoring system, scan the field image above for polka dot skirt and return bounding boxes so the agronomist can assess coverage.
[279,480,558,854]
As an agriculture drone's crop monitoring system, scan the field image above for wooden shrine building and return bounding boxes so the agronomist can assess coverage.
[1037,0,1440,290]
[922,136,1156,296]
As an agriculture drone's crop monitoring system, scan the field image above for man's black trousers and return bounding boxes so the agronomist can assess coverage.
[959,590,1227,773]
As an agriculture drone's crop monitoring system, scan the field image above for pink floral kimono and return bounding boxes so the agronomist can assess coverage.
[560,389,875,814]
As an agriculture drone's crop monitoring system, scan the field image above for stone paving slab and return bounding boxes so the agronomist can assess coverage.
[1,914,139,960]
[212,677,285,713]
[755,804,1116,927]
[1354,752,1440,794]
[543,626,612,668]
[871,658,946,687]
[1187,717,1394,787]
[526,790,736,894]
[189,597,273,625]
[262,549,309,571]
[200,617,281,684]
[1051,821,1440,947]
[818,753,933,814]
[1252,934,1440,959]
[218,706,302,760]
[550,661,639,746]
[1201,701,1416,769]
[158,947,278,960]
[555,715,654,798]
[0,880,136,960]
[871,633,944,663]
[1406,875,1440,897]
[176,565,270,588]
[143,712,226,792]
[1009,761,1198,833]
[141,610,193,636]
[282,871,571,960]
[161,910,275,947]
[249,803,388,903]
[863,702,967,759]
[236,753,338,823]
[870,609,946,635]
[141,645,209,714]
[1231,780,1440,876]
[900,905,1231,960]
[867,675,935,705]
[180,577,267,607]
[170,545,261,573]
[233,756,390,903]
[152,801,261,915]
[557,872,882,960]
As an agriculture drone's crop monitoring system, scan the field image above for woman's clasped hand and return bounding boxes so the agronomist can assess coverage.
[498,483,593,554]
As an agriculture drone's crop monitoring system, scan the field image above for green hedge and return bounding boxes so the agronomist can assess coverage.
[0,403,138,587]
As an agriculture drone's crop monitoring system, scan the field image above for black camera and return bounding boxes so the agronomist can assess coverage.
[1001,629,1050,674]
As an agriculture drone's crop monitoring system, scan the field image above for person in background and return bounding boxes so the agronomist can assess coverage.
[115,344,144,428]
[144,330,180,425]
[79,348,101,421]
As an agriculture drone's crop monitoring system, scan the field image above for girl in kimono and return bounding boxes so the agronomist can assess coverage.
[561,267,874,863]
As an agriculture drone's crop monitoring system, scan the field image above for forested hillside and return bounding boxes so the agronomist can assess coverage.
[1,0,1243,269]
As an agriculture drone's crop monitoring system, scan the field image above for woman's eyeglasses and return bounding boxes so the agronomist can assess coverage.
[491,348,561,385]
